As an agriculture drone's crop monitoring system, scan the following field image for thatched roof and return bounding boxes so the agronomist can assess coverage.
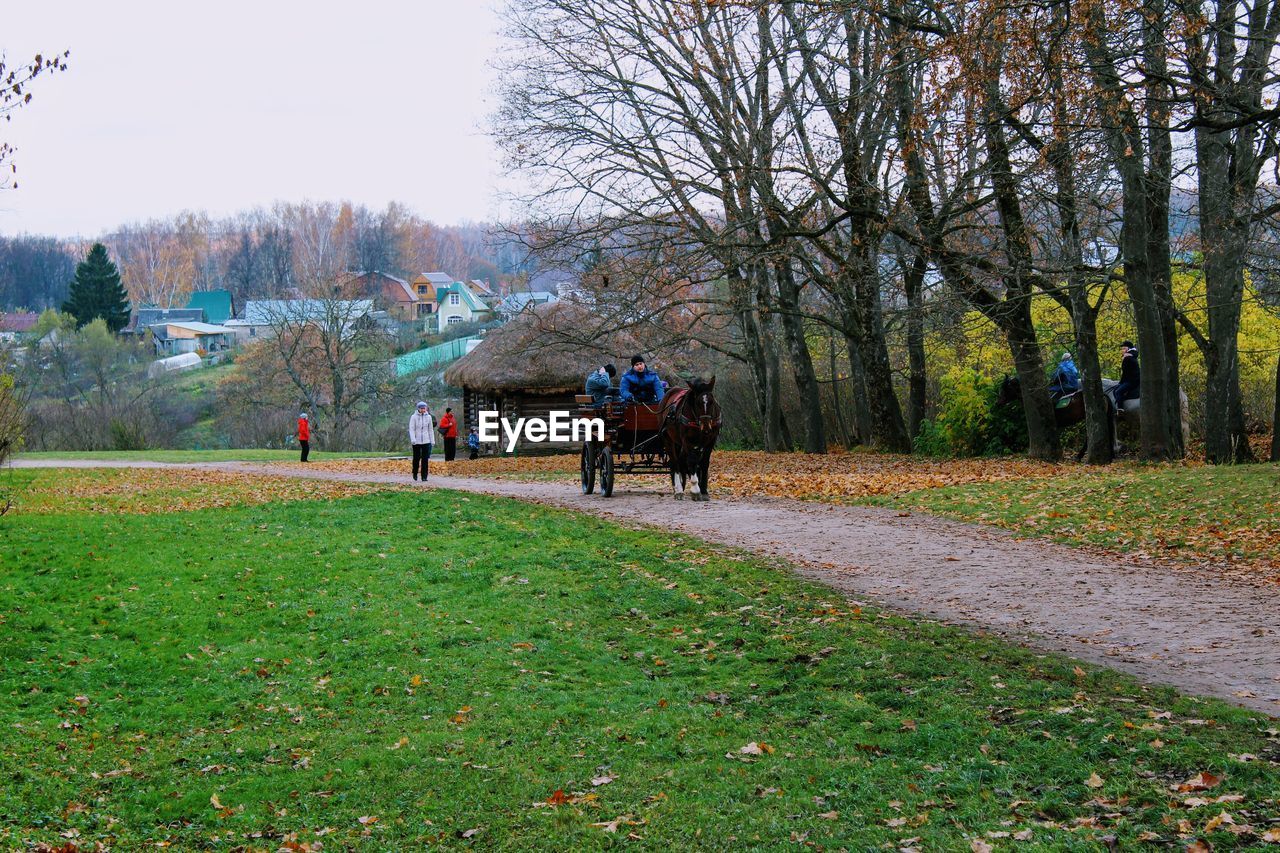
[444,302,670,393]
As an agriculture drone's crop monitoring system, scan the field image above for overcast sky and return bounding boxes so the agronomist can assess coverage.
[0,0,507,238]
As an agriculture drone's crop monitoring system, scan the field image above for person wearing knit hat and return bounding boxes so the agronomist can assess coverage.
[619,355,664,404]
[1048,351,1080,397]
[296,412,311,463]
[409,401,435,481]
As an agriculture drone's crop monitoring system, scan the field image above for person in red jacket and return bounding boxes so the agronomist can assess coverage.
[297,412,311,462]
[439,407,459,461]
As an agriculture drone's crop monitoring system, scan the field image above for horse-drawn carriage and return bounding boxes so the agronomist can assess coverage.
[574,379,722,500]
[575,396,668,497]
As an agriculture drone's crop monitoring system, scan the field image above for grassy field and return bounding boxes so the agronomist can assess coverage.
[865,461,1280,581]
[16,449,396,463]
[1,470,1277,849]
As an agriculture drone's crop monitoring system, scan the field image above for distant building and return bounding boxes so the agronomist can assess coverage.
[467,279,499,307]
[495,291,558,320]
[152,321,237,356]
[346,271,424,322]
[434,280,492,327]
[228,299,376,342]
[0,311,39,344]
[185,290,237,325]
[122,308,206,336]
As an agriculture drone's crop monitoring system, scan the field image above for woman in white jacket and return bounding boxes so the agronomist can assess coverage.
[409,401,435,480]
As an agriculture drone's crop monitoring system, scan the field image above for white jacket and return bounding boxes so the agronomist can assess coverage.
[409,410,435,445]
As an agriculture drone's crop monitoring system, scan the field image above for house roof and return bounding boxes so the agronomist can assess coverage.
[468,279,496,297]
[129,308,206,332]
[0,311,39,333]
[243,299,375,325]
[185,290,235,324]
[167,322,236,335]
[496,291,558,316]
[443,302,663,393]
[421,272,454,286]
[436,281,489,313]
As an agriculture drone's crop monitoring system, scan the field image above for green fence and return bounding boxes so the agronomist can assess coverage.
[395,337,480,377]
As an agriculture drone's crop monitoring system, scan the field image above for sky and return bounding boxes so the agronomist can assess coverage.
[0,0,508,238]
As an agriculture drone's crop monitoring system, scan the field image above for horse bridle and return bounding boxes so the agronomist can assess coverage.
[674,391,722,440]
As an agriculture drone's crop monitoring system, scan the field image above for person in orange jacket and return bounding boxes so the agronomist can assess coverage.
[297,412,311,462]
[439,406,459,461]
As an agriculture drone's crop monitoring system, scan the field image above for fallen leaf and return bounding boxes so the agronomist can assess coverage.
[1177,772,1224,792]
[1085,772,1104,789]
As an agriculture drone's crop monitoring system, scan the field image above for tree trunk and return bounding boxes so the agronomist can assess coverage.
[904,253,928,440]
[1272,355,1280,462]
[843,329,874,444]
[773,260,826,453]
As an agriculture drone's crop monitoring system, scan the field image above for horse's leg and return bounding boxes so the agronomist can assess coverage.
[698,448,711,500]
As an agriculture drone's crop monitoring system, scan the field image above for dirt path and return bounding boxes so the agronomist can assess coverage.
[16,458,1280,715]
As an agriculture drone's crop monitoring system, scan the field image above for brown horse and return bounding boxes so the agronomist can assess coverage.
[997,375,1116,461]
[659,376,722,501]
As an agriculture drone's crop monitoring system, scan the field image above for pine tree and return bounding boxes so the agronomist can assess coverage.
[62,243,130,332]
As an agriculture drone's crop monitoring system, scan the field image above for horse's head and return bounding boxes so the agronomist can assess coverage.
[995,374,1020,407]
[676,374,722,442]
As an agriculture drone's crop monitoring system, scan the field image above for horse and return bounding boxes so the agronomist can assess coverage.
[997,374,1117,461]
[659,375,722,501]
[997,375,1191,458]
[1100,378,1193,449]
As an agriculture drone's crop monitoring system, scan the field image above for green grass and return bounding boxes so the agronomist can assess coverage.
[1,479,1277,849]
[16,449,396,463]
[864,461,1280,571]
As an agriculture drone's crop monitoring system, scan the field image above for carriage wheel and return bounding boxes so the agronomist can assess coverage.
[599,446,615,497]
[580,444,595,495]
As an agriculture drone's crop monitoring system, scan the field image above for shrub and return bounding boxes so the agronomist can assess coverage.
[912,367,1028,457]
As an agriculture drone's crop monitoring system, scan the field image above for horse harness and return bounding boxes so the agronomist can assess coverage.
[666,389,722,444]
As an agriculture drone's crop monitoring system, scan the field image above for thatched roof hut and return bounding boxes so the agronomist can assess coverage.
[444,302,667,393]
[444,302,674,454]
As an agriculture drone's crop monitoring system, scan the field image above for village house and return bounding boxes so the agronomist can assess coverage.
[122,307,207,337]
[435,280,492,328]
[495,290,558,320]
[152,321,236,356]
[346,271,425,323]
[0,311,39,344]
[185,289,237,325]
[227,299,377,342]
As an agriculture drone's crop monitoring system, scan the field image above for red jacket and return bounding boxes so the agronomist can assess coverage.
[439,412,458,438]
[297,417,310,441]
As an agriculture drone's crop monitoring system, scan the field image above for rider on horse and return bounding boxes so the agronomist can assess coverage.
[1113,341,1140,407]
[1048,352,1081,398]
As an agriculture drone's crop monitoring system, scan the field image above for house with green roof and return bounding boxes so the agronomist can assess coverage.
[185,290,236,325]
[434,280,491,329]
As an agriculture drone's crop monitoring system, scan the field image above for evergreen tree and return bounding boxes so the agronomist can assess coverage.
[62,243,130,332]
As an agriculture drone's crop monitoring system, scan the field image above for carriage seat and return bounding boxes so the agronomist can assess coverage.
[621,402,664,432]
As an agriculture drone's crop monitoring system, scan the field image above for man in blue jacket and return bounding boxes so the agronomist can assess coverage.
[619,355,664,403]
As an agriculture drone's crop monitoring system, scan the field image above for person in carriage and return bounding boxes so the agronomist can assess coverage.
[585,363,618,406]
[619,355,665,404]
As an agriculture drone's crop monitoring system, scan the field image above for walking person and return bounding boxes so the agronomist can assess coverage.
[409,401,435,481]
[440,406,459,462]
[297,412,311,462]
[467,426,480,460]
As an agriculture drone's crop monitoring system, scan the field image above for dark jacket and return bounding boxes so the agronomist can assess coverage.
[1119,350,1140,387]
[619,367,664,403]
[585,369,614,405]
